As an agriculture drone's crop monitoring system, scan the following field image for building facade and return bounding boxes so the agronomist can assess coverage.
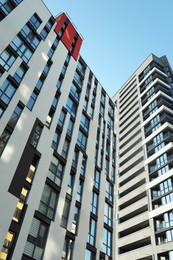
[0,1,116,260]
[0,1,173,260]
[113,54,173,260]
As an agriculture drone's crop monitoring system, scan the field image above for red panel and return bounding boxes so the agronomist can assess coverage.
[73,35,83,61]
[62,22,76,51]
[54,13,67,35]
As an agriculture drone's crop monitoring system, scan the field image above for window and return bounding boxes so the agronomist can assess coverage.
[76,180,83,203]
[40,19,54,40]
[0,231,15,260]
[91,192,98,215]
[48,156,64,187]
[8,102,23,129]
[61,139,70,159]
[105,180,113,202]
[80,156,87,176]
[27,91,38,110]
[100,104,105,117]
[94,147,98,165]
[43,62,52,76]
[88,218,96,246]
[77,130,87,151]
[90,106,94,119]
[38,184,58,220]
[77,60,86,76]
[13,187,28,222]
[111,166,116,183]
[29,13,42,30]
[35,77,45,91]
[62,237,74,260]
[74,71,83,89]
[71,206,80,234]
[0,130,10,156]
[13,65,26,83]
[107,115,114,129]
[52,94,59,109]
[105,159,109,175]
[106,142,110,157]
[67,119,74,136]
[94,169,100,190]
[112,150,116,165]
[52,130,60,150]
[23,217,49,260]
[0,79,17,105]
[30,124,43,148]
[20,24,40,49]
[61,198,70,228]
[26,155,39,183]
[0,105,4,118]
[56,76,63,90]
[0,0,14,17]
[104,202,113,227]
[85,249,95,260]
[66,97,78,118]
[58,110,66,128]
[10,36,33,63]
[72,150,79,169]
[100,153,103,169]
[85,85,90,98]
[101,92,106,105]
[83,99,88,112]
[70,83,80,102]
[102,228,112,257]
[80,114,90,133]
[67,173,75,196]
[0,49,16,71]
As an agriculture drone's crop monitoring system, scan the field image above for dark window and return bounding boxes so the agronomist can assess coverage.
[61,139,70,159]
[77,130,87,151]
[13,65,26,83]
[102,228,112,257]
[0,49,16,71]
[23,217,49,260]
[76,180,83,203]
[67,173,75,196]
[29,13,42,30]
[91,192,99,215]
[105,180,113,202]
[66,97,78,118]
[58,110,66,128]
[80,156,87,176]
[62,236,74,260]
[61,198,70,228]
[48,156,64,187]
[67,119,74,136]
[88,218,96,246]
[30,124,43,148]
[27,91,38,110]
[94,169,100,190]
[71,206,80,235]
[8,103,23,129]
[70,83,80,102]
[52,130,60,150]
[20,24,40,49]
[38,183,58,220]
[10,36,33,63]
[35,77,45,91]
[85,249,95,260]
[80,114,90,133]
[0,79,16,104]
[104,202,113,227]
[0,129,10,156]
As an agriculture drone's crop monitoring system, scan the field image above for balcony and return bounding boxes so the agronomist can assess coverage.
[147,132,173,157]
[145,114,173,137]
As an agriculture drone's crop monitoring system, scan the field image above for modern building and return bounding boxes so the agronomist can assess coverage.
[0,1,173,260]
[0,1,116,260]
[113,54,173,260]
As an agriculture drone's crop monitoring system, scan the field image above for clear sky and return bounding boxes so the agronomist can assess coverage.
[43,0,173,97]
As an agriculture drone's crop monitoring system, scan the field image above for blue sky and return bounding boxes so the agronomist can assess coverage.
[43,0,173,97]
